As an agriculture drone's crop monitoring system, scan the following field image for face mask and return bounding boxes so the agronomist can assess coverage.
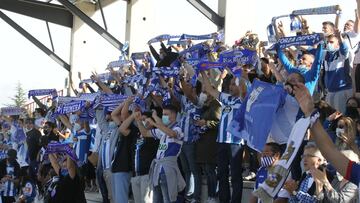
[260,156,275,167]
[108,121,117,129]
[69,114,79,125]
[43,130,49,135]
[60,168,69,177]
[73,123,81,132]
[336,128,345,137]
[162,115,170,126]
[198,93,208,106]
[327,43,338,52]
[297,64,308,73]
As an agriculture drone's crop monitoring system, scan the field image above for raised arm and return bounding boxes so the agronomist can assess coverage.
[110,101,126,125]
[293,82,349,177]
[58,115,72,130]
[31,96,48,111]
[66,154,76,179]
[133,112,151,137]
[276,45,296,73]
[48,154,61,176]
[356,0,360,33]
[200,71,220,99]
[91,73,113,94]
[307,43,324,81]
[119,113,135,136]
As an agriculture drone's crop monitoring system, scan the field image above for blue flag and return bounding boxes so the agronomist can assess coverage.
[227,80,286,152]
[180,33,216,41]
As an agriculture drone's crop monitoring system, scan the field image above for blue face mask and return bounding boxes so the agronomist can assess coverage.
[297,64,308,73]
[162,115,170,125]
[327,43,338,52]
[60,168,69,176]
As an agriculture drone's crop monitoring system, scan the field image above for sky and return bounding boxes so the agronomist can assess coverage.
[0,0,356,107]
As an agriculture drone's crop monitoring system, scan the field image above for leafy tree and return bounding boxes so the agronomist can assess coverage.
[10,81,27,107]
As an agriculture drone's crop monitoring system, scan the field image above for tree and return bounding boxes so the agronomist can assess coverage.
[10,81,27,107]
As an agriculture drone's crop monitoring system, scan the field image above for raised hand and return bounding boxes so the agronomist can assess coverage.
[293,83,314,117]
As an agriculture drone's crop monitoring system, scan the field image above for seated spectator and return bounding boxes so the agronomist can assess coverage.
[249,142,282,203]
[311,150,358,203]
[276,143,326,202]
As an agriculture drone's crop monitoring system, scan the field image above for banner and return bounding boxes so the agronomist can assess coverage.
[1,107,24,116]
[28,89,57,99]
[100,94,128,108]
[167,40,187,46]
[58,93,100,104]
[219,49,258,68]
[44,142,80,166]
[227,80,286,152]
[254,117,311,202]
[55,101,86,115]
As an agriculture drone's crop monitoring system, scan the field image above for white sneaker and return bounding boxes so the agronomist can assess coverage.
[243,172,256,180]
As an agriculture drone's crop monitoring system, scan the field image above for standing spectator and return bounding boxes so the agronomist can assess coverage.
[135,105,186,203]
[119,109,159,203]
[324,32,353,113]
[25,119,42,182]
[0,149,20,203]
[249,142,282,203]
[194,91,221,203]
[201,70,244,203]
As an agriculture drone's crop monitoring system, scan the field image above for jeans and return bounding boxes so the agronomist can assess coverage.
[96,166,110,203]
[153,173,176,203]
[201,164,217,198]
[111,172,131,203]
[131,174,152,203]
[103,169,113,203]
[217,143,244,203]
[179,142,201,201]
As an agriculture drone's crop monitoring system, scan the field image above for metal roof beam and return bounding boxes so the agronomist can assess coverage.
[58,0,124,50]
[186,0,224,29]
[0,0,73,28]
[0,10,71,71]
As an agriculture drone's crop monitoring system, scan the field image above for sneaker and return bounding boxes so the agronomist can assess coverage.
[243,171,256,181]
[206,197,218,203]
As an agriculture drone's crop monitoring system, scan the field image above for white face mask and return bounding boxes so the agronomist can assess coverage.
[336,128,345,137]
[108,121,117,129]
[198,93,208,106]
[69,114,79,125]
[73,123,81,132]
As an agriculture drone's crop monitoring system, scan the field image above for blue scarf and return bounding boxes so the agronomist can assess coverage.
[292,5,339,15]
[28,89,57,99]
[148,34,180,44]
[219,49,258,68]
[180,33,216,41]
[268,33,323,50]
[1,107,23,116]
[108,60,131,68]
[55,100,86,115]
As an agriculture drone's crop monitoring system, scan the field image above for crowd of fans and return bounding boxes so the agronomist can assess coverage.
[0,2,360,203]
